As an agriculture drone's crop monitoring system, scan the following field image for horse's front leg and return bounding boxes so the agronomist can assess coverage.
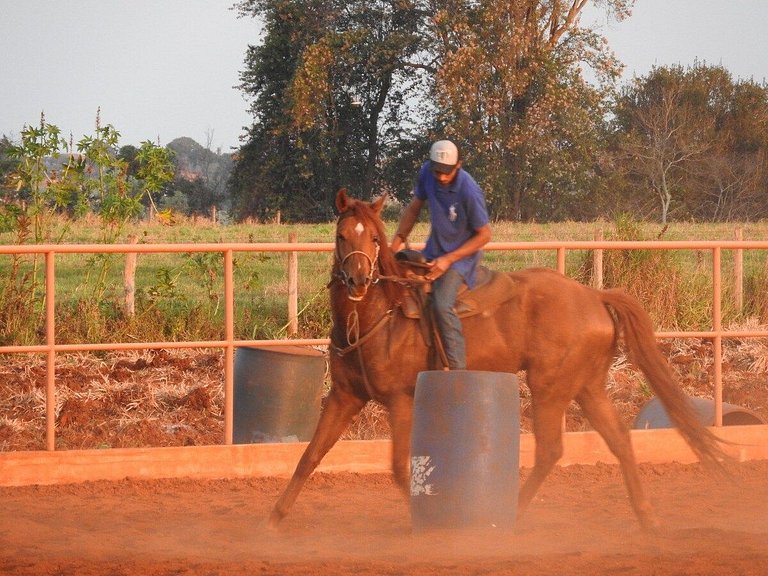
[386,393,414,498]
[268,386,366,528]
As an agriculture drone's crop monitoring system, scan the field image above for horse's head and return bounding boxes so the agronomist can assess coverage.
[334,189,387,302]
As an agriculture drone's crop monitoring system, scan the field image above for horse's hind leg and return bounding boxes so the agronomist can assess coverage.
[267,386,366,528]
[576,384,658,531]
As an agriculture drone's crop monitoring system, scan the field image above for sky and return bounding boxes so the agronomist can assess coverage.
[2,1,767,152]
[585,0,768,84]
[1,0,261,152]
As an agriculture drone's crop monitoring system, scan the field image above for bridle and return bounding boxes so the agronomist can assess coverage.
[335,242,380,286]
[330,215,437,387]
[333,215,381,290]
[330,224,387,394]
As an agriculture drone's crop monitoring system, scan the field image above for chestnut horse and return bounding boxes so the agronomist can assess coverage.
[268,189,726,531]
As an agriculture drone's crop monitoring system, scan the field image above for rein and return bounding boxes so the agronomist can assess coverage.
[330,308,394,357]
[330,306,394,398]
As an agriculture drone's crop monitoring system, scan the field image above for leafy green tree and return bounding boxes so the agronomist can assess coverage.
[428,0,630,221]
[5,115,77,242]
[0,135,15,184]
[171,176,217,217]
[231,0,324,222]
[117,145,141,178]
[232,0,430,221]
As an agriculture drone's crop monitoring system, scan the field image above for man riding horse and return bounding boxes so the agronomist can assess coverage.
[391,139,492,370]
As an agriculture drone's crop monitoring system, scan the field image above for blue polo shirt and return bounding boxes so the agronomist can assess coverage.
[414,161,490,288]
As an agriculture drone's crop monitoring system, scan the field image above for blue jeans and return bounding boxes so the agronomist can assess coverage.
[431,269,466,369]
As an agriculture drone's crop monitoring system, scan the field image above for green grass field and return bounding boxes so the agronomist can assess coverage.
[2,214,768,346]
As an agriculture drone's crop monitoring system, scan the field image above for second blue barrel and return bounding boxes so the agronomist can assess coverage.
[410,370,520,531]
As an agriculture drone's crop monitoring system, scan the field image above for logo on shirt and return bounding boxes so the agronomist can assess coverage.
[448,204,457,222]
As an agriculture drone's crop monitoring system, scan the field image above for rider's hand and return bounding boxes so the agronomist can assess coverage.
[426,256,450,281]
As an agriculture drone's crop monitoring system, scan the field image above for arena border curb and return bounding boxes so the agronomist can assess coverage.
[0,426,766,487]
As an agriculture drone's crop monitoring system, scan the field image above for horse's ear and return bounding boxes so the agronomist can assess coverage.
[335,188,351,213]
[371,194,386,215]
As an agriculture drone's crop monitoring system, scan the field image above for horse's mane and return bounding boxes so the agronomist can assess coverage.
[337,199,406,304]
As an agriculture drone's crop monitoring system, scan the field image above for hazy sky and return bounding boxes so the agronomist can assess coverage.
[586,1,768,83]
[2,1,767,151]
[1,0,260,152]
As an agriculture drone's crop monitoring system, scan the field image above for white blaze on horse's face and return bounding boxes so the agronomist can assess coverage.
[353,222,365,275]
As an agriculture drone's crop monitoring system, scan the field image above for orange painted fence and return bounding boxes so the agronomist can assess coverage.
[1,239,768,453]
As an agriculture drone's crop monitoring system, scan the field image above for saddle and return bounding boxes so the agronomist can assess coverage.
[394,250,518,368]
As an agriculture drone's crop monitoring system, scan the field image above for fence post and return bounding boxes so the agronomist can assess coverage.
[713,247,723,427]
[224,249,235,445]
[288,233,298,335]
[593,228,604,289]
[123,234,138,318]
[734,227,743,313]
[45,251,56,451]
[557,246,566,275]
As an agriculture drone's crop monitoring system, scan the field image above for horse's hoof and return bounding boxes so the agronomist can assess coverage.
[266,509,284,531]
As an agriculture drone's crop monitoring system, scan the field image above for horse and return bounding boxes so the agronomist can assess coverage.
[268,189,727,531]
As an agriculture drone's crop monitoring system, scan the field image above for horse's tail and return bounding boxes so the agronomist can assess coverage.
[600,288,729,469]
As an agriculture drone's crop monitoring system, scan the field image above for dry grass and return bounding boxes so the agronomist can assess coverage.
[1,319,767,451]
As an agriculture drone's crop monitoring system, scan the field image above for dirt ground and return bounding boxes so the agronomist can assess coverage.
[1,343,767,575]
[0,460,766,575]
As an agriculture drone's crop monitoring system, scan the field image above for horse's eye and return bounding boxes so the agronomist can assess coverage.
[373,236,380,244]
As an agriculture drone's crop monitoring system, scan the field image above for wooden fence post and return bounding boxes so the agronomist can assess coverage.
[593,228,603,289]
[288,232,298,335]
[123,234,138,318]
[734,227,743,313]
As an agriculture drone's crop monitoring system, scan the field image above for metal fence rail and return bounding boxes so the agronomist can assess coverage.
[2,239,768,451]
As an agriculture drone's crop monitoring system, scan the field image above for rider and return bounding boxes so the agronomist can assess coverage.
[391,139,492,370]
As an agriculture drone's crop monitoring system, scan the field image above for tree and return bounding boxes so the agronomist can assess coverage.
[287,0,429,198]
[612,64,768,222]
[0,135,15,182]
[170,177,216,217]
[428,0,630,220]
[231,0,331,222]
[232,0,632,222]
[232,0,431,221]
[613,66,713,223]
[693,78,768,221]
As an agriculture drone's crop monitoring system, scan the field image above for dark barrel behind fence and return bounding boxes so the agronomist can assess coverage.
[410,370,520,531]
[233,346,325,444]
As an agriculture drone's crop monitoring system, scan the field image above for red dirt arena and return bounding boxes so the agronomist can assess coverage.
[0,459,766,576]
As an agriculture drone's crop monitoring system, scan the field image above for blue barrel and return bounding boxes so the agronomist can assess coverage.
[410,370,520,531]
[233,346,325,444]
